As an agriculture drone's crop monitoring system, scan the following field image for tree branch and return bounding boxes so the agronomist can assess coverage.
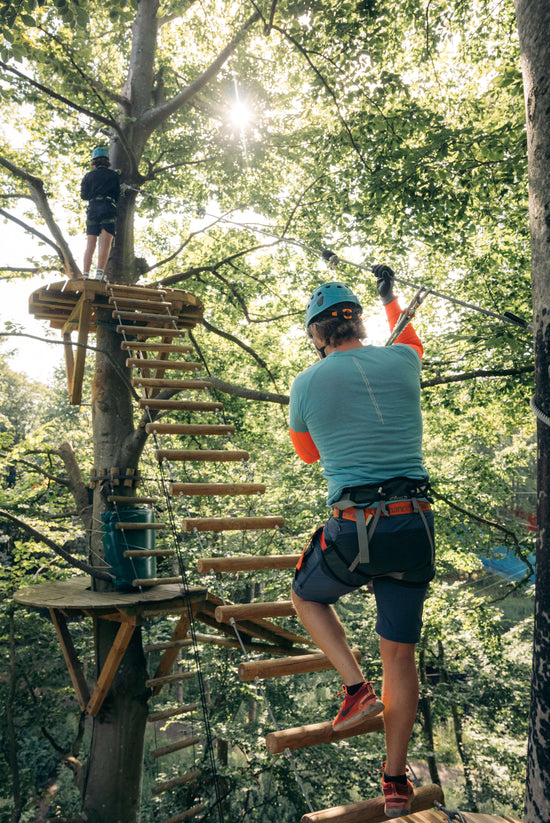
[201,317,281,390]
[0,61,116,130]
[55,442,92,532]
[421,365,534,387]
[0,207,64,259]
[0,509,112,580]
[142,10,261,132]
[0,158,81,277]
[209,376,289,405]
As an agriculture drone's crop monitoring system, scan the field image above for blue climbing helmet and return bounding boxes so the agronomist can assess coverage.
[305,281,362,329]
[91,146,109,161]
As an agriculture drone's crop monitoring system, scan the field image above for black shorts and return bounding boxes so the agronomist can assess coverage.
[86,200,117,236]
[292,510,435,644]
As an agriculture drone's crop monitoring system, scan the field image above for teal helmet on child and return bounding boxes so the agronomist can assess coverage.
[305,282,362,329]
[91,146,109,160]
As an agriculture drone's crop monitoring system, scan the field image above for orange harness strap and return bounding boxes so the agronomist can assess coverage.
[334,499,431,521]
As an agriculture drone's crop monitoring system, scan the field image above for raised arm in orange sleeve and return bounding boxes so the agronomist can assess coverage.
[289,428,320,464]
[384,298,424,358]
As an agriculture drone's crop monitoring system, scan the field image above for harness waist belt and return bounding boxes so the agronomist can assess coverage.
[334,500,431,521]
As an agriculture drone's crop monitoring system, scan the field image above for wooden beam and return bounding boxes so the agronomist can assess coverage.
[151,768,202,796]
[215,601,296,623]
[266,713,385,755]
[86,620,136,716]
[239,649,362,682]
[49,608,90,711]
[300,784,445,823]
[145,423,235,436]
[70,296,92,406]
[138,399,221,411]
[172,482,265,497]
[151,610,195,695]
[181,515,284,533]
[161,803,205,823]
[155,448,248,463]
[151,734,200,758]
[197,554,300,573]
[121,342,194,353]
[62,331,75,401]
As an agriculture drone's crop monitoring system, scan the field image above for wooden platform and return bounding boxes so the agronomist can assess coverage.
[28,279,204,331]
[13,576,207,619]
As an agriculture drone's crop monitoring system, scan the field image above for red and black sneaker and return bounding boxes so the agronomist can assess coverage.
[331,681,384,732]
[382,771,414,818]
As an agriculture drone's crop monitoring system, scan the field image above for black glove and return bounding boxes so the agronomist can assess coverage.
[371,264,396,305]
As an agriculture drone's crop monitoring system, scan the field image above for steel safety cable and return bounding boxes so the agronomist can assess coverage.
[124,185,533,333]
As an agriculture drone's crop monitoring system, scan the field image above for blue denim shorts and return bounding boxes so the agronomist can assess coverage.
[292,519,430,644]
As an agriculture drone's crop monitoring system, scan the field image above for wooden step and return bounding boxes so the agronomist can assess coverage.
[139,398,221,411]
[126,358,202,371]
[197,554,300,573]
[155,448,248,463]
[115,521,166,530]
[108,284,167,298]
[161,804,205,823]
[144,639,192,653]
[198,597,315,648]
[124,549,174,558]
[114,310,180,323]
[171,482,265,497]
[109,296,172,309]
[122,342,193,354]
[117,326,187,337]
[215,601,296,623]
[132,377,211,390]
[145,423,234,436]
[133,576,183,586]
[300,784,444,823]
[266,713,385,755]
[239,649,362,682]
[148,703,198,721]
[190,632,311,655]
[107,495,157,504]
[151,768,201,795]
[181,516,284,533]
[151,735,200,759]
[145,671,195,688]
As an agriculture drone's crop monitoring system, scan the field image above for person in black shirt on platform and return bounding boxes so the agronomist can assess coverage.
[80,146,120,280]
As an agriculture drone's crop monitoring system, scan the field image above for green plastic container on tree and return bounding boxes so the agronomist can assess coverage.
[102,507,157,591]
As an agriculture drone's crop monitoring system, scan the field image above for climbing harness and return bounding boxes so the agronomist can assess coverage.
[434,800,468,823]
[320,477,435,585]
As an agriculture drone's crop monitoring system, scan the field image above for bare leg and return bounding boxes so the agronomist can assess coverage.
[380,637,418,775]
[97,229,114,270]
[291,589,365,685]
[83,234,98,273]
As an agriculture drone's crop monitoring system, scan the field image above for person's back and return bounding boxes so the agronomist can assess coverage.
[290,342,425,504]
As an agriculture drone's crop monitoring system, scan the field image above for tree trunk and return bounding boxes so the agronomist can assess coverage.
[417,647,441,786]
[81,319,149,821]
[514,2,550,821]
[437,641,478,812]
[81,624,149,823]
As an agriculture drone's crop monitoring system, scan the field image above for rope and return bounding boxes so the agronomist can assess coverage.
[125,185,533,333]
[107,284,226,823]
[530,395,550,428]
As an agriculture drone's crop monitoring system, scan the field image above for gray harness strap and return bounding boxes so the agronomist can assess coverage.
[332,489,388,572]
[332,481,433,574]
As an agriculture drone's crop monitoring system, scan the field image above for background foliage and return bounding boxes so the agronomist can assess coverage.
[0,0,535,820]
